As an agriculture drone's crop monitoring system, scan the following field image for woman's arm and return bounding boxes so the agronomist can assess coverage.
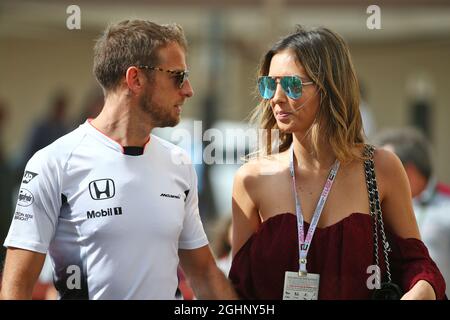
[375,148,421,239]
[375,148,440,299]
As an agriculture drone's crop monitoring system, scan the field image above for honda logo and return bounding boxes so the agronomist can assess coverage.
[89,179,115,200]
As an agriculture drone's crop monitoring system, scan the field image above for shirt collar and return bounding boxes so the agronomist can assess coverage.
[415,176,437,206]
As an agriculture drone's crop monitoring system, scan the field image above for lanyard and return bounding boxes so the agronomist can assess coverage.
[289,145,340,275]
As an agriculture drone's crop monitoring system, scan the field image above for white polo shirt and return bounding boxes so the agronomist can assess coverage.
[4,121,208,299]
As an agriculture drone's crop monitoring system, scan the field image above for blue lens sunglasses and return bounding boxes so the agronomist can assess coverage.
[258,75,314,100]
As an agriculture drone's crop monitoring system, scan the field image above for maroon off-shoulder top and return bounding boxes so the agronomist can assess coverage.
[229,212,446,300]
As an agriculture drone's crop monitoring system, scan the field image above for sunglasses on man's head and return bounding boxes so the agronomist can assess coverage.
[138,65,189,89]
[258,75,313,100]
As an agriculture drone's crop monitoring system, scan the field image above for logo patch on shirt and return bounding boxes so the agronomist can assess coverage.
[18,188,34,207]
[89,179,115,200]
[87,207,123,219]
[160,193,181,199]
[14,211,33,222]
[22,171,38,184]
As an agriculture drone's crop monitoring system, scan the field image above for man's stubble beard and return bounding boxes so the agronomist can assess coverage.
[139,90,179,128]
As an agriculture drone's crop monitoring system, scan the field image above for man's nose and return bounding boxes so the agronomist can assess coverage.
[182,79,194,98]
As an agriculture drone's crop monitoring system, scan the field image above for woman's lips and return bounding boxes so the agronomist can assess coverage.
[276,111,291,120]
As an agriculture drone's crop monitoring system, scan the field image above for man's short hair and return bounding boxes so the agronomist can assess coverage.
[93,19,187,92]
[373,127,433,180]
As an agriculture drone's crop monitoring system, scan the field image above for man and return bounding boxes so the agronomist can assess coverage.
[375,127,450,297]
[1,20,237,300]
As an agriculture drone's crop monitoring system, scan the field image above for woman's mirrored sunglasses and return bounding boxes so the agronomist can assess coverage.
[258,75,313,100]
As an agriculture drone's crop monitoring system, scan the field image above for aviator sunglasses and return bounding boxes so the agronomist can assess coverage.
[258,75,313,100]
[138,65,189,89]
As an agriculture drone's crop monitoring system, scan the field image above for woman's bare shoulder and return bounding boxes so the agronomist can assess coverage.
[236,152,288,181]
[370,146,420,239]
[372,146,405,178]
[371,146,411,202]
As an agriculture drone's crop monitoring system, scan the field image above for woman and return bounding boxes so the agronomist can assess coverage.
[229,26,445,300]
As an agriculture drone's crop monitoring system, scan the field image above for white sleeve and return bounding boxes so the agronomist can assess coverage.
[178,162,209,250]
[3,150,62,254]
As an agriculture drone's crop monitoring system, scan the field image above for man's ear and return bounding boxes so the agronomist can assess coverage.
[125,66,144,93]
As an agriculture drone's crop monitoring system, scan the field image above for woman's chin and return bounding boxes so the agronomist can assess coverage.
[276,122,295,134]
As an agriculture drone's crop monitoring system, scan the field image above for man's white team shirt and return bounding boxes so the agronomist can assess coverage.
[4,121,208,299]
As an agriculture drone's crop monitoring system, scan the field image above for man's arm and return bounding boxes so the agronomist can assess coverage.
[179,245,237,300]
[1,247,46,299]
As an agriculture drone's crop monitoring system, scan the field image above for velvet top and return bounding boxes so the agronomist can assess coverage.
[229,212,446,300]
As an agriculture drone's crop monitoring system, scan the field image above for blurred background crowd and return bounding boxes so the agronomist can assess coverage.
[0,0,449,299]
